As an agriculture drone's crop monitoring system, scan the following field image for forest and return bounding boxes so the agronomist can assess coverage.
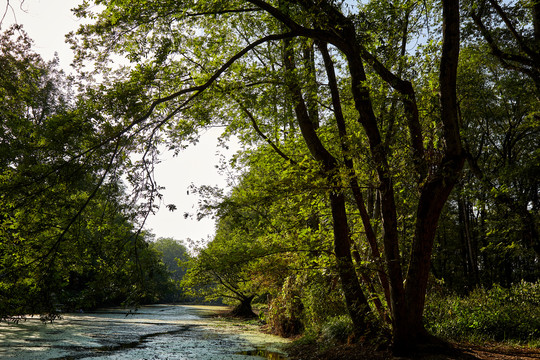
[0,0,538,358]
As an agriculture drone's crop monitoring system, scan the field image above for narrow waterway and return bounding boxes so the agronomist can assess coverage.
[0,305,289,359]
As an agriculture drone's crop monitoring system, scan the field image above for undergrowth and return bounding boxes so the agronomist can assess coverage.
[424,280,540,347]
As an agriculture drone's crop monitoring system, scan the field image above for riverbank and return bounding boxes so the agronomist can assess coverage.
[185,306,540,360]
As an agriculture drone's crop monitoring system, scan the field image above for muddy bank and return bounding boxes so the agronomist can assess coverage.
[0,304,289,359]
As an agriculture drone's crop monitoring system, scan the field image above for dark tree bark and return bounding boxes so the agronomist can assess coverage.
[396,0,464,352]
[247,0,464,350]
[329,191,373,335]
[283,35,373,337]
[342,34,407,348]
[318,41,391,311]
[317,0,463,352]
[231,295,257,318]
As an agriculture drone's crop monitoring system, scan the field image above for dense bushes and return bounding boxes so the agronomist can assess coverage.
[267,276,305,337]
[424,281,540,345]
[301,274,349,332]
[267,278,540,347]
[264,272,353,340]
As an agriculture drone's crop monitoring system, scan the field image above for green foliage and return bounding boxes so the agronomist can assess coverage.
[0,27,174,318]
[424,281,540,344]
[40,0,538,348]
[267,276,305,337]
[150,237,189,302]
[301,273,348,333]
[432,40,539,292]
[320,315,354,345]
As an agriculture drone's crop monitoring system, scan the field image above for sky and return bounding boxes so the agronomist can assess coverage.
[1,0,237,243]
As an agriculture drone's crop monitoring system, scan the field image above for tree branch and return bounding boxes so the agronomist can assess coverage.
[234,100,299,166]
[283,37,336,170]
[486,0,538,61]
[358,46,426,180]
[318,41,391,306]
[186,8,262,17]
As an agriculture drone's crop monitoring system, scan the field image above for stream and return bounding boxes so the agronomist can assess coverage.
[0,305,289,359]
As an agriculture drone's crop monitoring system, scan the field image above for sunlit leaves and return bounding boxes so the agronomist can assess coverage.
[0,27,176,317]
[61,0,538,343]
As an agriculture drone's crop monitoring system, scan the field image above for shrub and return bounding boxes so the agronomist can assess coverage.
[320,315,354,344]
[267,276,304,337]
[424,280,540,344]
[301,273,348,333]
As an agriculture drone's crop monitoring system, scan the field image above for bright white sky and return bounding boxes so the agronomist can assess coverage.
[1,0,237,244]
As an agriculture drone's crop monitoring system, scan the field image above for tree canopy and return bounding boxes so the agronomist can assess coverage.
[0,26,176,318]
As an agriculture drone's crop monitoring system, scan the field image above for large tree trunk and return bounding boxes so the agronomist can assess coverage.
[283,36,373,337]
[394,177,462,352]
[393,0,463,352]
[231,295,256,318]
[261,0,463,349]
[338,0,462,352]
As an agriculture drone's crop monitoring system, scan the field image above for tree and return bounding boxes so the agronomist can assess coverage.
[431,41,539,291]
[191,144,367,333]
[182,235,261,317]
[151,237,189,282]
[183,170,294,317]
[150,237,189,302]
[0,26,172,318]
[462,1,540,257]
[71,0,466,352]
[468,0,540,91]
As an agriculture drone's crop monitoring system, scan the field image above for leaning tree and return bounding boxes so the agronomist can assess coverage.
[69,0,473,352]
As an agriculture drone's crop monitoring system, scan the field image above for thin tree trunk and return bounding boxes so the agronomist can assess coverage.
[463,198,479,286]
[342,29,406,345]
[352,245,391,323]
[330,191,372,335]
[318,41,391,310]
[283,36,373,337]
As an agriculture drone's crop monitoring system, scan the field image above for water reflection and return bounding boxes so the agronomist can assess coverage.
[239,348,288,359]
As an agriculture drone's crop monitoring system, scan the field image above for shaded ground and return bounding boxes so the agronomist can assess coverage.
[0,304,289,360]
[460,343,540,360]
[287,341,540,360]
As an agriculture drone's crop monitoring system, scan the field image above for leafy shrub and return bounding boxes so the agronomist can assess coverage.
[301,273,348,333]
[320,315,354,344]
[424,280,540,344]
[267,276,304,337]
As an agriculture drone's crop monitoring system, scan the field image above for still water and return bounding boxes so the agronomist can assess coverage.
[0,305,288,359]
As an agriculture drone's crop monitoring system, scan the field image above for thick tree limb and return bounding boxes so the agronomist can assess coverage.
[283,37,336,169]
[358,46,426,180]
